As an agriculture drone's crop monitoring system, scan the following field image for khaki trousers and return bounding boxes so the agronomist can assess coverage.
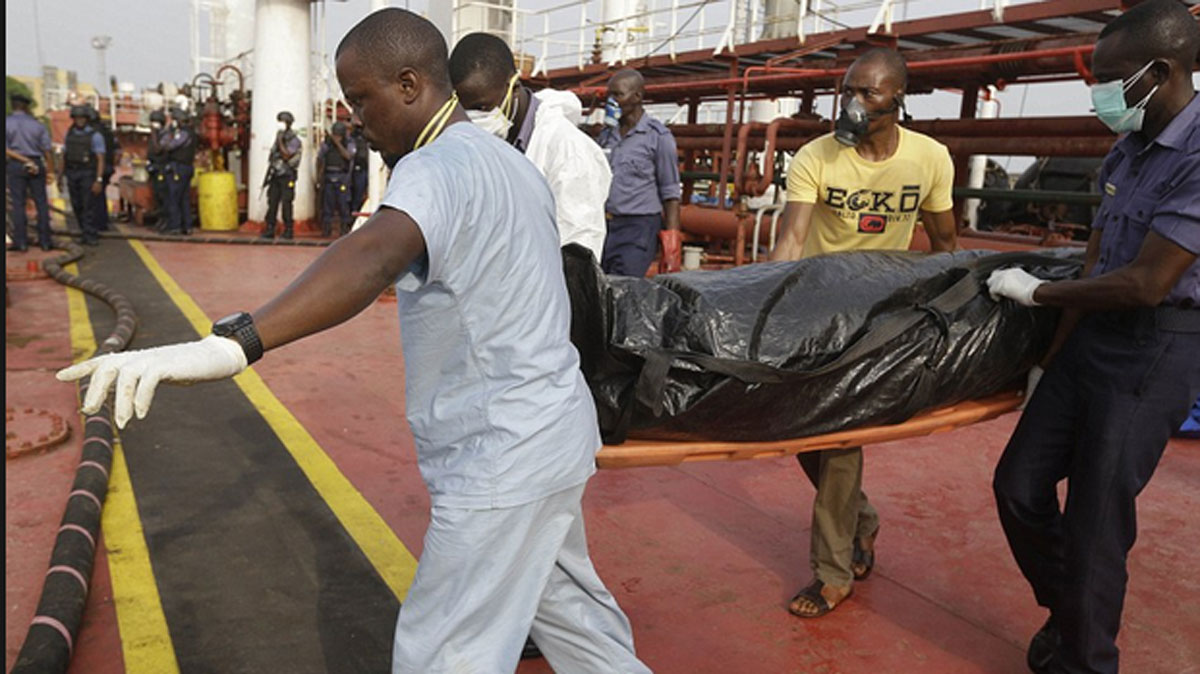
[797,446,880,587]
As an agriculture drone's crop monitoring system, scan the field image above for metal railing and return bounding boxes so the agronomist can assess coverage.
[459,0,1018,76]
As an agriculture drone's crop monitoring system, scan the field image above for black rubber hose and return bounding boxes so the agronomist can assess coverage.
[8,205,328,670]
[9,240,137,674]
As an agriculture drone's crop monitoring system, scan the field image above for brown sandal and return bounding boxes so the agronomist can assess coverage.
[788,579,852,619]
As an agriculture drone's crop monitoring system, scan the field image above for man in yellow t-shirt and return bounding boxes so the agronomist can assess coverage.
[771,47,959,619]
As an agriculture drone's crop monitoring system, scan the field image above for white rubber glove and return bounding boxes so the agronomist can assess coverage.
[1019,365,1044,411]
[987,267,1047,307]
[56,335,248,428]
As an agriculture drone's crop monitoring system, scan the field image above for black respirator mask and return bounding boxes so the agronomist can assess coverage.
[833,97,901,147]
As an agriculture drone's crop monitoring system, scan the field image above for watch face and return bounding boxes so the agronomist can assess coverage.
[213,313,248,336]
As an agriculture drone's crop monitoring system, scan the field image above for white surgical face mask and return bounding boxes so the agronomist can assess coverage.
[1090,60,1160,134]
[466,72,521,139]
[150,121,162,130]
[467,107,513,138]
[277,121,287,132]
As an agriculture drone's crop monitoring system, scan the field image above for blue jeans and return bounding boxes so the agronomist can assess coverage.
[994,307,1200,674]
[166,162,194,233]
[601,214,661,276]
[6,159,52,248]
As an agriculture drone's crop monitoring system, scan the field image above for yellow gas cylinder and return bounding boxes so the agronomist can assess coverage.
[197,170,239,231]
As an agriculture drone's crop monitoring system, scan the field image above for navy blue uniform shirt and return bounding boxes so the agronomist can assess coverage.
[1091,93,1199,308]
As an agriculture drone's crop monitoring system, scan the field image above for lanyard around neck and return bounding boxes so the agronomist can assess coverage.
[414,93,459,150]
[500,72,520,120]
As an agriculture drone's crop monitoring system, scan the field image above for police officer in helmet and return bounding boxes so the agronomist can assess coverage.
[263,110,302,239]
[318,120,356,237]
[87,106,119,231]
[146,109,171,229]
[349,119,369,215]
[159,107,197,235]
[62,105,106,245]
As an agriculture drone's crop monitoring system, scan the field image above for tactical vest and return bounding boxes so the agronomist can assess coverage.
[324,140,349,173]
[269,132,300,176]
[149,129,169,164]
[64,128,96,169]
[169,129,196,164]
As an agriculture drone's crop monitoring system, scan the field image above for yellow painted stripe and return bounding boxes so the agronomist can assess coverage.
[65,263,97,362]
[65,268,180,673]
[124,240,419,601]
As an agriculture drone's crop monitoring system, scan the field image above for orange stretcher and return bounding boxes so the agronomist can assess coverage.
[596,390,1023,469]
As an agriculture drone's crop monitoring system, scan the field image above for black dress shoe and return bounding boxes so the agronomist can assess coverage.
[1028,617,1059,673]
[520,637,542,660]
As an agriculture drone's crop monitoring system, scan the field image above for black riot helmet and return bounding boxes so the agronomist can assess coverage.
[149,109,166,124]
[70,104,92,120]
[277,110,295,124]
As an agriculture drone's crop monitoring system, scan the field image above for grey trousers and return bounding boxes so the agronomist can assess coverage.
[391,483,652,673]
[797,446,880,587]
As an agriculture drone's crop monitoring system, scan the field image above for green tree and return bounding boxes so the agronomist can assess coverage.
[6,76,36,116]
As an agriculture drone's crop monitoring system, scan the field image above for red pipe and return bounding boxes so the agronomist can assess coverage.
[716,59,739,209]
[679,205,760,248]
[674,115,1111,140]
[573,45,1098,99]
[215,64,245,93]
[677,134,1114,157]
[733,122,766,196]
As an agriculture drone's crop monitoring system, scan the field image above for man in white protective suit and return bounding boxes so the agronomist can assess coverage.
[450,31,611,262]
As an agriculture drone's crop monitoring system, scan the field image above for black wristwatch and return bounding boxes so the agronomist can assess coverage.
[212,312,264,365]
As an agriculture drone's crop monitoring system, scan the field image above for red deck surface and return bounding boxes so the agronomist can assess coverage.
[6,240,1199,673]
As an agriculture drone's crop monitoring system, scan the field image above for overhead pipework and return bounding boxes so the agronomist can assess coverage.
[523,0,1196,260]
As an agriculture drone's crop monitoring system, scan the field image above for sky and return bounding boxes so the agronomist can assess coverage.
[5,0,1087,93]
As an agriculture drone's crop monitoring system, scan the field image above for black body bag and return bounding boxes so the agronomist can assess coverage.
[562,245,1082,444]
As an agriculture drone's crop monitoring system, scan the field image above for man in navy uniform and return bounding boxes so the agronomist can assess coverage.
[349,119,369,214]
[62,105,106,246]
[597,68,683,276]
[263,110,302,240]
[146,109,171,230]
[87,106,119,231]
[988,2,1200,672]
[5,91,55,251]
[159,108,197,235]
[317,121,356,237]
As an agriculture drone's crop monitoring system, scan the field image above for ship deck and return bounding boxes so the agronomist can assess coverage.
[6,225,1199,674]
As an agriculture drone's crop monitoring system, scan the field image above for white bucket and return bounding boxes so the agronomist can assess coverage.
[683,246,703,270]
